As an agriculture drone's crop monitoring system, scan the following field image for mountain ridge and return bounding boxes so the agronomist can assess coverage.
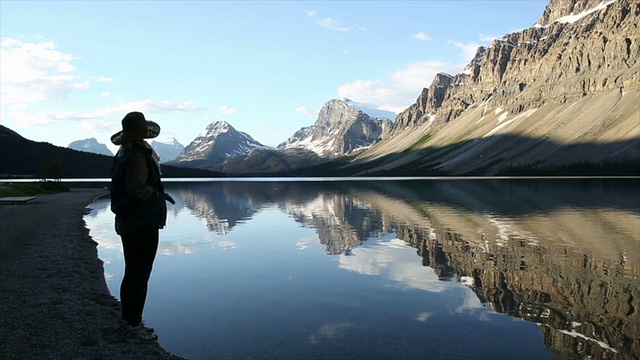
[350,0,639,175]
[173,121,268,169]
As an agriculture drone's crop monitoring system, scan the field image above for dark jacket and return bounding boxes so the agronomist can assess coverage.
[110,143,167,235]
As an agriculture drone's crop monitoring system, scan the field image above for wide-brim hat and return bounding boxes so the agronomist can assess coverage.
[111,111,161,145]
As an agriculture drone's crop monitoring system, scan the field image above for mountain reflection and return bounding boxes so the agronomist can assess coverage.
[166,179,639,359]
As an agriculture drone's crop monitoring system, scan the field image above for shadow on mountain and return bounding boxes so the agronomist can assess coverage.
[288,134,640,176]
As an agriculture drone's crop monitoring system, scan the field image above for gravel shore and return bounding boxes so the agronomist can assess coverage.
[0,188,184,360]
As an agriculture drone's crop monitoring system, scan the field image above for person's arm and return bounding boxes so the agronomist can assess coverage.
[125,153,156,203]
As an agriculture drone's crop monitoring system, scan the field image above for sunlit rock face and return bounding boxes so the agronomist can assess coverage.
[279,99,392,158]
[407,0,639,126]
[357,0,639,175]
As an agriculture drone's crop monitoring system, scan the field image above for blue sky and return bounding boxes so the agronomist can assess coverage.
[1,1,547,153]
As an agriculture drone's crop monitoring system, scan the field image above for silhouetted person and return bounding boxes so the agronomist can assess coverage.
[109,112,175,343]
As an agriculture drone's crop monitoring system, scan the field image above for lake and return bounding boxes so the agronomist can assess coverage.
[84,178,640,360]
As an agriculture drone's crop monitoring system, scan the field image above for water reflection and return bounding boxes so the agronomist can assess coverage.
[89,179,639,359]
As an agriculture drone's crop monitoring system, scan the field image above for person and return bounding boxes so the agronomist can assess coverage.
[109,111,175,344]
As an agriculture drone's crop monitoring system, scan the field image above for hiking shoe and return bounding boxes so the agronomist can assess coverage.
[120,320,154,334]
[140,320,155,333]
[121,324,158,344]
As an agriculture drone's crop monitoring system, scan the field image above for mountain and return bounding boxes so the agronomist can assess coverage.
[173,121,268,169]
[0,124,23,139]
[278,99,393,158]
[68,138,113,156]
[0,126,222,178]
[151,137,184,163]
[343,0,639,175]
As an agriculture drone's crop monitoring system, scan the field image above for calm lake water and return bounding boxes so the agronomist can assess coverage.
[85,179,640,360]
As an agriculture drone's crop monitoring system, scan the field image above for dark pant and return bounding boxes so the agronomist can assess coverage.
[120,224,159,327]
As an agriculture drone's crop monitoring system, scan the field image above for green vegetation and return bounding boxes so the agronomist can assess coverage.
[407,132,433,151]
[0,181,69,198]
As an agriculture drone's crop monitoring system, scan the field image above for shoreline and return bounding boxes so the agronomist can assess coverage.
[0,188,184,359]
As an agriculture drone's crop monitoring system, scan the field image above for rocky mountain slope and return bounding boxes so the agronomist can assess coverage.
[68,138,113,156]
[173,121,268,169]
[279,99,393,158]
[350,0,639,175]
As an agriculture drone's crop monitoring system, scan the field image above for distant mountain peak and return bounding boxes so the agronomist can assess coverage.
[151,137,184,163]
[176,121,268,164]
[278,98,392,157]
[68,138,113,156]
[154,136,181,145]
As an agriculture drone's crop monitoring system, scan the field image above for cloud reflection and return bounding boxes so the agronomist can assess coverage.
[338,239,449,293]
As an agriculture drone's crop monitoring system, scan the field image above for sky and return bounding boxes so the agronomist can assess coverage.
[1,0,548,154]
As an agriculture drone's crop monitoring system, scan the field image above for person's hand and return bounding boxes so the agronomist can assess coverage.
[164,193,175,204]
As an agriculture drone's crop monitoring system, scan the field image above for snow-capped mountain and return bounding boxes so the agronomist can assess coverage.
[278,99,393,158]
[175,121,269,167]
[151,137,184,163]
[68,138,113,156]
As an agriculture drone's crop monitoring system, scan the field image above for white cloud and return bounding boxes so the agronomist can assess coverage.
[478,34,501,42]
[416,312,433,322]
[0,38,90,103]
[338,61,464,113]
[7,99,205,128]
[317,17,352,32]
[216,105,237,115]
[102,91,112,97]
[305,9,317,17]
[338,239,448,292]
[413,32,432,41]
[448,40,482,62]
[295,106,317,117]
[96,76,113,82]
[80,118,114,134]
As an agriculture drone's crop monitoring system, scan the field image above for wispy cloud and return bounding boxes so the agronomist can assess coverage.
[448,40,482,62]
[478,33,501,42]
[317,17,352,32]
[8,99,206,128]
[413,32,432,41]
[96,76,113,82]
[307,9,363,32]
[338,61,464,113]
[216,105,237,115]
[0,38,91,103]
[295,106,317,117]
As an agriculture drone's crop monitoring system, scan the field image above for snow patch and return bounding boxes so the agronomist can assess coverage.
[556,0,616,24]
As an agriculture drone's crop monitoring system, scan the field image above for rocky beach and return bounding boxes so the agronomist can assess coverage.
[0,188,183,360]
